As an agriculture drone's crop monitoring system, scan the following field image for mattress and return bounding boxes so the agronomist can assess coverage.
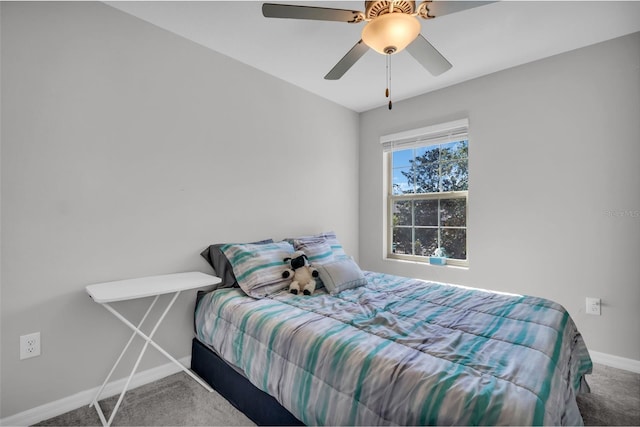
[195,271,592,426]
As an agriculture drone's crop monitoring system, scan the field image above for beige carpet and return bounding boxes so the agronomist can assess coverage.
[37,362,639,426]
[36,372,254,426]
[577,363,640,426]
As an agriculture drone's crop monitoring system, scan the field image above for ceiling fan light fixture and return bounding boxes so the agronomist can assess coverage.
[361,12,421,55]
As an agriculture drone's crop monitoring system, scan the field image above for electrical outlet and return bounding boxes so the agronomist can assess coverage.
[20,332,41,360]
[585,297,601,316]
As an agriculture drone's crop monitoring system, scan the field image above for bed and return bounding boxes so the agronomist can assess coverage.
[191,236,592,426]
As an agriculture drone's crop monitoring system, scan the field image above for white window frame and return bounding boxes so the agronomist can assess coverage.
[381,119,469,267]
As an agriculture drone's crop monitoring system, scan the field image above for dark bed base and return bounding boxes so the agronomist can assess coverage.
[191,337,304,426]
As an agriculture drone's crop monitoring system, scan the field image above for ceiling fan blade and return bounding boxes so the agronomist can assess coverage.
[424,1,495,18]
[324,40,369,80]
[262,3,363,23]
[406,34,452,76]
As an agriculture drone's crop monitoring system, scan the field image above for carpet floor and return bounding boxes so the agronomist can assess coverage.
[36,362,639,426]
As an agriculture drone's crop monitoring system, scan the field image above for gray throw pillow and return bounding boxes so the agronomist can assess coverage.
[316,257,367,295]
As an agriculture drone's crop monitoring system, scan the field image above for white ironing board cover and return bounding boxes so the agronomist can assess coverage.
[86,272,220,303]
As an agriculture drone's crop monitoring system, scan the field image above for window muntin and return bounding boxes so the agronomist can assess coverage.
[387,137,468,266]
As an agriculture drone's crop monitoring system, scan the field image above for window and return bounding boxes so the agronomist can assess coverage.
[382,119,469,266]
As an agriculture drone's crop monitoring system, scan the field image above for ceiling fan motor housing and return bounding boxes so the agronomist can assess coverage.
[365,1,416,19]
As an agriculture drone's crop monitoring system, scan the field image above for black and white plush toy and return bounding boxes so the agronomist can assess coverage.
[282,251,319,295]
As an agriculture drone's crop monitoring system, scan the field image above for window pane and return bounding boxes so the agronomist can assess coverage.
[439,159,468,191]
[393,201,412,226]
[415,228,438,257]
[440,140,468,161]
[440,198,466,227]
[411,147,440,194]
[414,164,439,194]
[392,149,413,169]
[415,145,439,162]
[392,227,412,255]
[441,229,466,260]
[414,200,438,226]
[393,167,413,195]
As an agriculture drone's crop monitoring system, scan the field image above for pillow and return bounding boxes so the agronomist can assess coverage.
[293,239,335,265]
[316,257,367,295]
[200,239,273,288]
[287,231,347,259]
[221,241,294,298]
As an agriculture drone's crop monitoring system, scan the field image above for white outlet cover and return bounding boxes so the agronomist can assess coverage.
[20,332,41,360]
[585,297,601,316]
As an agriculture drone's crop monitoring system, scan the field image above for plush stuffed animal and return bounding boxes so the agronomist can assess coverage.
[282,251,319,295]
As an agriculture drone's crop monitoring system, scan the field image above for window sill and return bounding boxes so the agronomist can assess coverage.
[384,256,469,270]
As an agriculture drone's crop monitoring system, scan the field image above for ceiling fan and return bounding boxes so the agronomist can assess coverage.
[262,1,491,82]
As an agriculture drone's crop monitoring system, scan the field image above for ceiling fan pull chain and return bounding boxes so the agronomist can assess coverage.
[385,54,390,98]
[387,54,393,110]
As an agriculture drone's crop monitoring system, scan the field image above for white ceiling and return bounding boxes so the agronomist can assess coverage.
[106,1,640,112]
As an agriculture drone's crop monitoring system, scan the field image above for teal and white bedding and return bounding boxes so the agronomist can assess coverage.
[195,271,592,426]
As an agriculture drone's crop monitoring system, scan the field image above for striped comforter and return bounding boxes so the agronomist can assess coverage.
[195,271,592,426]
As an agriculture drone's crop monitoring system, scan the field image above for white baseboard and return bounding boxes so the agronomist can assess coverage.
[0,356,191,427]
[589,350,640,374]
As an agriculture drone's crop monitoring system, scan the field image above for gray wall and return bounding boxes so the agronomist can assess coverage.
[359,32,640,361]
[0,2,359,418]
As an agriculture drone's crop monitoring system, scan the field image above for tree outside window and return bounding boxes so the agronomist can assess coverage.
[389,139,468,264]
